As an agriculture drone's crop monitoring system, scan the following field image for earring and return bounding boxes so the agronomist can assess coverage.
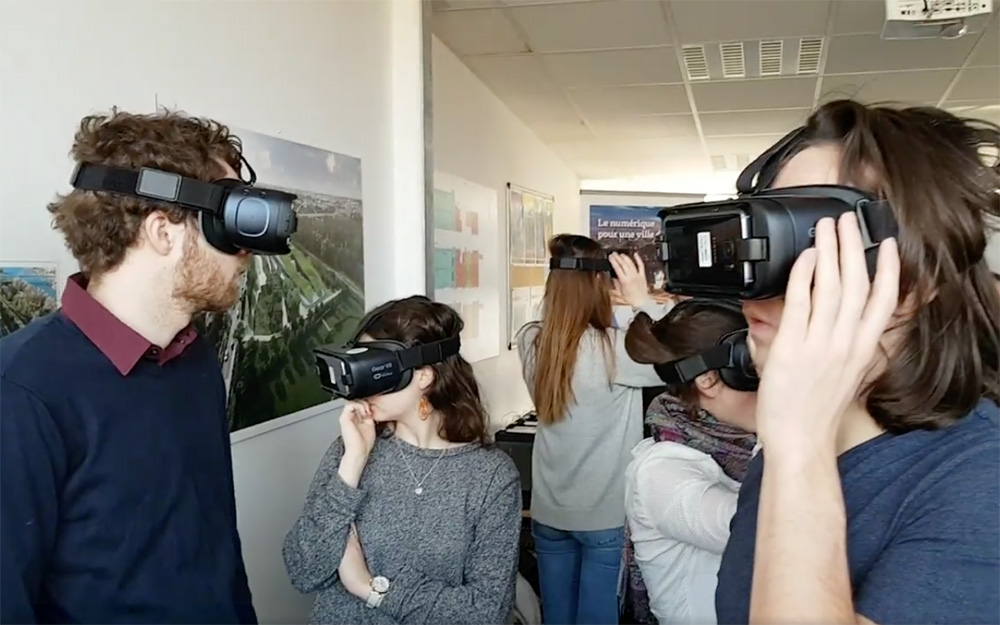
[419,397,432,420]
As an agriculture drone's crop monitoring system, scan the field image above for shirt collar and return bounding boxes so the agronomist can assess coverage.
[60,273,198,375]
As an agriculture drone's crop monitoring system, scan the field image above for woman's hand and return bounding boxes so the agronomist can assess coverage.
[754,213,900,451]
[337,401,376,488]
[609,252,651,309]
[339,526,373,600]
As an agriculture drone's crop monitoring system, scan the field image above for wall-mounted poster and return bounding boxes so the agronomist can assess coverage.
[432,172,500,363]
[506,184,554,347]
[196,129,365,432]
[0,263,59,337]
[589,204,668,297]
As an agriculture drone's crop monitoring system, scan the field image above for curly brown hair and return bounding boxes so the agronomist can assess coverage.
[362,296,491,445]
[48,108,243,277]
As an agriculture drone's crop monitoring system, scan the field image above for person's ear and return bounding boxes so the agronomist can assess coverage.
[416,366,435,392]
[694,371,722,399]
[142,211,185,257]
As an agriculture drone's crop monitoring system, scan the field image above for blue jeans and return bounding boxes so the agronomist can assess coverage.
[531,521,623,625]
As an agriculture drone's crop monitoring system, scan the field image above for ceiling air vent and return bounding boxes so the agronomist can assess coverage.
[759,40,783,76]
[720,41,746,79]
[711,155,728,172]
[797,37,823,74]
[682,45,709,80]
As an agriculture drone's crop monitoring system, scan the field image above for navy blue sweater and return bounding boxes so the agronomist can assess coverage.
[0,313,256,624]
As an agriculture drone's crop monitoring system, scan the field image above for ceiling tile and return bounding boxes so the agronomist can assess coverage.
[588,114,699,140]
[611,136,706,159]
[831,0,885,35]
[948,67,1000,101]
[500,92,583,123]
[692,77,817,112]
[824,33,976,74]
[700,108,811,136]
[705,134,788,158]
[819,69,956,105]
[509,0,671,52]
[501,0,601,4]
[433,0,505,10]
[569,84,691,118]
[944,100,1000,125]
[541,47,683,88]
[564,157,625,180]
[529,119,596,142]
[433,9,528,55]
[548,139,618,161]
[969,16,999,67]
[464,55,556,95]
[670,0,830,44]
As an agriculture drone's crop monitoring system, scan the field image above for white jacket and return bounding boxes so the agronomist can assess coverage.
[624,439,741,625]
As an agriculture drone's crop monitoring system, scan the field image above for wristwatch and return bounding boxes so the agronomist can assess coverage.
[365,575,390,608]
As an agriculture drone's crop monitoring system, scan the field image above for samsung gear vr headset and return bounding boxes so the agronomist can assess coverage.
[70,156,298,255]
[652,298,758,392]
[313,297,461,400]
[658,127,900,300]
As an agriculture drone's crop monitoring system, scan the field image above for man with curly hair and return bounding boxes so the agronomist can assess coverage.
[0,110,258,623]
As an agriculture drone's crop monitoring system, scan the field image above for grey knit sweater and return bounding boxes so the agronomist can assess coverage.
[283,433,522,624]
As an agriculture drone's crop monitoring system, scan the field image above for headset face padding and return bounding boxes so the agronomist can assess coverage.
[717,329,759,392]
[200,210,240,255]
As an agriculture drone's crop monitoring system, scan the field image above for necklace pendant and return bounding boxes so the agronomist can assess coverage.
[414,486,423,495]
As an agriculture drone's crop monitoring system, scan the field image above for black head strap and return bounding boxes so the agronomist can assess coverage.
[549,257,615,274]
[397,336,462,369]
[654,343,735,385]
[71,163,226,214]
[737,127,807,195]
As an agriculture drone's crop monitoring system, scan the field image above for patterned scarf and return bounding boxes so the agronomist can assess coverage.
[621,393,756,624]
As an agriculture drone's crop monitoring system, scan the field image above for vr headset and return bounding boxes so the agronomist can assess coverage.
[659,127,899,299]
[652,298,758,392]
[70,157,298,255]
[313,297,461,400]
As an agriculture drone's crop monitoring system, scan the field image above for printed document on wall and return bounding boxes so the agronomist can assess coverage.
[432,172,501,362]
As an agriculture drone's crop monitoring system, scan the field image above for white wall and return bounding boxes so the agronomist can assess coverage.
[0,1,424,623]
[431,36,581,421]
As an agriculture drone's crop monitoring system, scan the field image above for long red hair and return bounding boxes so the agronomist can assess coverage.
[533,234,614,424]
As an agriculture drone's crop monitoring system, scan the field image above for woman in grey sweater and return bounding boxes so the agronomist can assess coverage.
[284,296,522,624]
[517,235,673,625]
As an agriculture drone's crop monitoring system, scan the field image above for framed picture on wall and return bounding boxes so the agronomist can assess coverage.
[0,261,60,338]
[506,183,554,348]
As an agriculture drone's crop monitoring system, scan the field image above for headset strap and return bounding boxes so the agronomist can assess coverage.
[549,257,614,273]
[654,343,734,384]
[397,335,461,369]
[71,163,225,214]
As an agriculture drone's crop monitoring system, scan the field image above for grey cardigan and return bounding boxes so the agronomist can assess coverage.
[517,301,671,532]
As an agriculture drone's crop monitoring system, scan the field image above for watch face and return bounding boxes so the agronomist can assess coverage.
[372,576,390,593]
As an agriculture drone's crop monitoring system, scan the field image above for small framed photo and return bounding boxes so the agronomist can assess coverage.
[0,261,60,338]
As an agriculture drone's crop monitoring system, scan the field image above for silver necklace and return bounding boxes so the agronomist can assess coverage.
[392,436,447,495]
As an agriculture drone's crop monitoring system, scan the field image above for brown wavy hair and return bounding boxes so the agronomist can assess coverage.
[781,100,1000,432]
[625,301,747,406]
[362,296,490,445]
[48,108,243,278]
[532,234,614,424]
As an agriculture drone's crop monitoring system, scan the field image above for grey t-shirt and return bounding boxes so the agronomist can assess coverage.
[716,399,1000,624]
[283,433,522,624]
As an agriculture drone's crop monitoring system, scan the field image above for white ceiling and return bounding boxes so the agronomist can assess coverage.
[432,0,1000,194]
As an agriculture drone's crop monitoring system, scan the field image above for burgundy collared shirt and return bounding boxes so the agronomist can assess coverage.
[60,273,198,376]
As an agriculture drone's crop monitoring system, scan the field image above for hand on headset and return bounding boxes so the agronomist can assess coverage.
[753,212,900,450]
[609,252,650,309]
